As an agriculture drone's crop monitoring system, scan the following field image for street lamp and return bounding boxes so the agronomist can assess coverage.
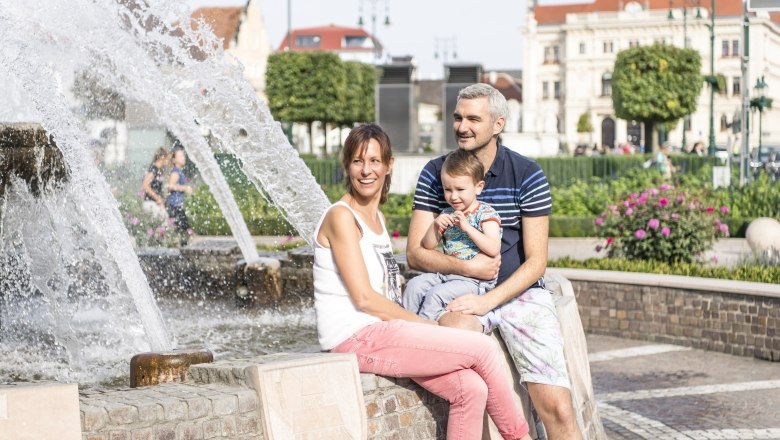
[434,37,458,65]
[358,0,390,61]
[750,76,773,163]
[706,0,716,156]
[668,0,702,151]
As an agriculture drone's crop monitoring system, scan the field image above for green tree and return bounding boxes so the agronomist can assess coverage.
[340,61,376,127]
[72,68,126,121]
[576,112,593,134]
[612,44,702,151]
[266,51,347,155]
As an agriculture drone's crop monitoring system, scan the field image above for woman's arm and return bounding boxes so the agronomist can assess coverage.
[322,206,433,324]
[141,171,163,204]
[167,171,192,195]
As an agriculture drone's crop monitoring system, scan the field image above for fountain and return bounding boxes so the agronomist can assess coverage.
[0,0,327,385]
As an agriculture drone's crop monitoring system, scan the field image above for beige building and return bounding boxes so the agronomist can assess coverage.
[192,0,272,97]
[524,0,780,154]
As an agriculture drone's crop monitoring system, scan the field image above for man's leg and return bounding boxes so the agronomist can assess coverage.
[498,288,582,440]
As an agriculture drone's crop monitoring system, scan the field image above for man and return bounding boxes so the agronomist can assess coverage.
[407,83,582,440]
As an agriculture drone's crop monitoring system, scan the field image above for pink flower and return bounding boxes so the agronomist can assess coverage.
[157,227,166,237]
[706,206,714,213]
[719,223,730,235]
[607,237,614,245]
[594,217,604,226]
[392,230,401,238]
[137,191,145,198]
[677,194,686,203]
[647,218,660,230]
[626,207,634,216]
[146,228,154,237]
[720,206,730,215]
[660,183,670,191]
[130,217,140,226]
[658,197,669,207]
[634,229,647,239]
[671,213,680,220]
[649,188,659,196]
[637,195,648,205]
[661,227,671,236]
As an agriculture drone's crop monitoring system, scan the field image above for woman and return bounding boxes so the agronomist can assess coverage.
[313,124,530,440]
[166,145,193,244]
[141,147,169,219]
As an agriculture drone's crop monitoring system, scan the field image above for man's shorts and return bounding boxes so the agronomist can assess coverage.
[497,286,571,389]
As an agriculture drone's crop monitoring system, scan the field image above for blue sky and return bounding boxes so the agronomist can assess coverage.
[186,0,579,79]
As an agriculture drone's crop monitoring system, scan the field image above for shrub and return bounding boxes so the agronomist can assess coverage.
[595,183,730,263]
[118,192,190,247]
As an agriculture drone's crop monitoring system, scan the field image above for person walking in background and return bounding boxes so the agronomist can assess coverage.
[166,144,193,244]
[402,148,503,334]
[655,144,673,180]
[314,123,531,440]
[407,83,583,440]
[141,147,170,219]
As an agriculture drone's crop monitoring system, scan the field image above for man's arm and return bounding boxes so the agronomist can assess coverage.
[406,209,499,280]
[447,215,548,315]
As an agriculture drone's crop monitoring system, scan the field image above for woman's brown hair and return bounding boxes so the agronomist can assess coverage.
[341,124,394,204]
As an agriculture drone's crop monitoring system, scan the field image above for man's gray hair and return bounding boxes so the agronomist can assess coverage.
[457,83,508,122]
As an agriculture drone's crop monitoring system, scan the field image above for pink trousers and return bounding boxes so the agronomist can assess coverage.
[331,319,529,440]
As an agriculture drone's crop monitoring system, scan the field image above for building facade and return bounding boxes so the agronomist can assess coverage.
[524,0,780,154]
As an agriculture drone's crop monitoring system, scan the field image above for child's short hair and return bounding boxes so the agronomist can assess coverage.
[442,149,484,184]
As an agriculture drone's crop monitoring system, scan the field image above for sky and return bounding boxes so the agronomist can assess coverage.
[185,0,578,79]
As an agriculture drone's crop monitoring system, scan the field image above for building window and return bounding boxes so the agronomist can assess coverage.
[542,81,549,99]
[654,37,667,45]
[684,117,691,131]
[733,76,741,95]
[554,81,561,99]
[732,39,740,57]
[722,40,729,57]
[603,41,614,53]
[720,114,729,131]
[629,40,640,48]
[544,46,560,63]
[579,42,586,54]
[295,35,320,48]
[343,35,369,48]
[601,73,612,97]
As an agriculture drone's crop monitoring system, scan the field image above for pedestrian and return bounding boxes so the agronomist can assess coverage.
[314,123,531,440]
[166,144,193,244]
[402,148,502,333]
[407,83,583,440]
[141,147,170,220]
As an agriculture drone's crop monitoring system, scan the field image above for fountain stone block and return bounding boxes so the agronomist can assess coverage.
[239,257,283,306]
[0,382,81,439]
[129,349,214,388]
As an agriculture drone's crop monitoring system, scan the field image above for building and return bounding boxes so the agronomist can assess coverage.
[277,25,383,64]
[524,0,780,153]
[192,1,272,97]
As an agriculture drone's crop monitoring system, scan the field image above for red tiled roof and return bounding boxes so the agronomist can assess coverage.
[277,24,379,52]
[191,6,244,49]
[535,0,745,25]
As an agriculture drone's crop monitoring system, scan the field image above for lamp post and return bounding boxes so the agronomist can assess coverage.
[358,0,390,61]
[750,76,773,163]
[668,0,702,152]
[434,37,458,65]
[706,0,716,156]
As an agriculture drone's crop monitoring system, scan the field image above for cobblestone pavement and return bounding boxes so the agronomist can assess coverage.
[587,334,780,439]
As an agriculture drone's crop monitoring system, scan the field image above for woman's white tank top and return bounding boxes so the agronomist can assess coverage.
[313,201,402,350]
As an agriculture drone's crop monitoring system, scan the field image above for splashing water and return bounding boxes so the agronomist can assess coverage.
[0,0,330,383]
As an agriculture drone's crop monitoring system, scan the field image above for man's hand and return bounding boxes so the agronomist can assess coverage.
[461,253,500,280]
[447,294,494,316]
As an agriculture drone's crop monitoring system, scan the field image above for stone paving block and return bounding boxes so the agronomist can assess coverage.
[220,415,238,437]
[210,393,238,416]
[105,402,140,425]
[177,421,204,440]
[158,396,187,421]
[185,396,211,420]
[131,427,154,440]
[82,403,110,431]
[202,419,221,439]
[237,414,259,434]
[109,430,130,440]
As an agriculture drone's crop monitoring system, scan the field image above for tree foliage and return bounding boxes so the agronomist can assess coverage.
[576,112,593,133]
[72,68,126,120]
[266,52,375,127]
[612,44,702,149]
